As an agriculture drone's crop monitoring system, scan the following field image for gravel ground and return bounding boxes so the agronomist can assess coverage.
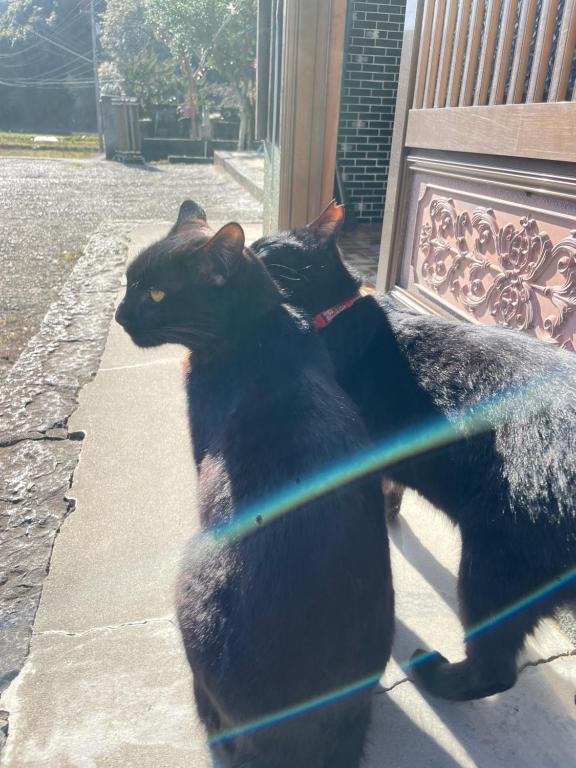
[0,157,262,383]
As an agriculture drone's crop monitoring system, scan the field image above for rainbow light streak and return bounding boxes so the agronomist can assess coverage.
[210,565,576,746]
[209,672,383,746]
[206,377,547,548]
[202,375,575,746]
[464,564,576,640]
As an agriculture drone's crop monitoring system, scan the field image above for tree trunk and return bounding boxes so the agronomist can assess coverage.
[237,90,255,151]
[183,60,200,140]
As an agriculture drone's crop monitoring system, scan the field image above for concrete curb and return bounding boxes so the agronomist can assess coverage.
[0,223,132,713]
[214,151,264,202]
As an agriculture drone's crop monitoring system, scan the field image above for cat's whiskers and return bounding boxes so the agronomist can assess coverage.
[164,324,216,337]
[158,325,217,346]
[266,263,307,283]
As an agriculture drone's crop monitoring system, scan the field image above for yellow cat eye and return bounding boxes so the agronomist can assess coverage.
[149,288,166,303]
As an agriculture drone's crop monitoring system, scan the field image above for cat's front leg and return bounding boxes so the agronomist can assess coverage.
[409,541,541,701]
[408,645,518,701]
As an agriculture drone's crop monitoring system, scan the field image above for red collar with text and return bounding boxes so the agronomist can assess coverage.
[313,292,364,330]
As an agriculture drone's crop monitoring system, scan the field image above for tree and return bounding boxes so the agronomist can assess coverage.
[144,0,257,149]
[0,0,60,40]
[0,0,96,132]
[99,0,183,113]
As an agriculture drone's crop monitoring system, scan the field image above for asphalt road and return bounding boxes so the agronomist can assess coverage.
[0,157,262,383]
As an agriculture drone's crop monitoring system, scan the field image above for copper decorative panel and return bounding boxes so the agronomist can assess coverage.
[406,182,576,351]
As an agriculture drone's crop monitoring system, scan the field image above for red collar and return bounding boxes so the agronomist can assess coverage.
[313,292,363,330]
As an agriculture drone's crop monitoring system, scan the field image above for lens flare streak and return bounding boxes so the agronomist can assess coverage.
[207,378,548,548]
[209,565,576,746]
[201,377,574,746]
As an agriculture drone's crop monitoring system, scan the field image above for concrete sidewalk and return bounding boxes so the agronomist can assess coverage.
[1,224,575,767]
[214,151,264,202]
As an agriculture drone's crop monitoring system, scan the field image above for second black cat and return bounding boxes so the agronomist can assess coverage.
[254,202,576,702]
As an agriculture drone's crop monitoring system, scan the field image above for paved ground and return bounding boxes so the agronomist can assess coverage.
[214,150,265,201]
[0,224,131,708]
[0,157,262,383]
[0,166,263,740]
[1,223,574,767]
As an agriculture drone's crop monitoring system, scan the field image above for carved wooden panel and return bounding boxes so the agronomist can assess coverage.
[407,185,576,351]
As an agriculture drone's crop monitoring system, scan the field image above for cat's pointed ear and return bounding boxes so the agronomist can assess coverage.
[307,200,345,242]
[199,223,246,285]
[170,200,208,236]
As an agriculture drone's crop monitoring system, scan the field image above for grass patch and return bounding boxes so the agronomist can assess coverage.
[0,131,99,157]
[0,148,98,159]
[60,250,82,263]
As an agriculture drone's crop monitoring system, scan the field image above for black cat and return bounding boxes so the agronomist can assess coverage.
[253,201,576,702]
[115,201,394,767]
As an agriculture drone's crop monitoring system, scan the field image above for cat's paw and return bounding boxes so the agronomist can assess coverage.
[409,648,449,689]
[409,648,517,700]
[382,479,403,523]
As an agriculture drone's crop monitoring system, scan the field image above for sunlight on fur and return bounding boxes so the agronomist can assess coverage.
[202,372,576,745]
[209,568,576,746]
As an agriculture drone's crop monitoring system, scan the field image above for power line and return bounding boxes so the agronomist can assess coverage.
[0,58,92,80]
[0,46,89,71]
[45,3,93,49]
[48,0,88,31]
[0,0,104,104]
[0,50,65,68]
[0,0,87,59]
[0,41,44,59]
[28,29,92,63]
[0,77,95,88]
[0,76,94,86]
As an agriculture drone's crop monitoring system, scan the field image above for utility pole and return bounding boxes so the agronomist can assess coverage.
[89,0,103,152]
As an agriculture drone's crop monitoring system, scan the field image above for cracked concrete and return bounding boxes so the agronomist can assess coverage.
[1,221,575,765]
[32,616,176,639]
[0,225,132,439]
[366,654,576,768]
[519,648,576,672]
[0,430,85,449]
[1,620,210,768]
[377,646,576,696]
[0,225,131,697]
[0,221,213,766]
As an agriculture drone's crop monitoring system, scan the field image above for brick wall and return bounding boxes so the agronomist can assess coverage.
[337,1,407,224]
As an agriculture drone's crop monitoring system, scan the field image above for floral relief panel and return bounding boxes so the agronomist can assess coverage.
[410,186,576,352]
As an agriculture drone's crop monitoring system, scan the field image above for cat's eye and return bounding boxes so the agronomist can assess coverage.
[149,288,166,303]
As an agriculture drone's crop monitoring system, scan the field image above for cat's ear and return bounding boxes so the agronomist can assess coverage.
[307,200,345,242]
[170,200,208,236]
[199,223,246,285]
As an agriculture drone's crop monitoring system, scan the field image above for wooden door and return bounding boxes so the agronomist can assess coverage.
[258,0,347,233]
[378,0,576,351]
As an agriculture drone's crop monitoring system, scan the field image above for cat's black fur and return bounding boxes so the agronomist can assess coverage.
[253,202,576,702]
[116,202,394,767]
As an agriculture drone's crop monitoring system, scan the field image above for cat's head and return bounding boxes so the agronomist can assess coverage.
[116,200,274,353]
[252,201,360,316]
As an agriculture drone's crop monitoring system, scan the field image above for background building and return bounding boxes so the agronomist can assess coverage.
[258,0,576,351]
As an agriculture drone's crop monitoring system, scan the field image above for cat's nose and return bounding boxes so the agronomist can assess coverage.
[115,302,128,328]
